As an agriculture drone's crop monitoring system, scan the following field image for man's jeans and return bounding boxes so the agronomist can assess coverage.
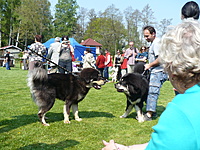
[103,67,109,79]
[146,71,168,112]
[6,62,11,70]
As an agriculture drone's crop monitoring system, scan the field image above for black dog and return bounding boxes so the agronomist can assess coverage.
[28,63,105,126]
[115,63,149,122]
[134,62,150,80]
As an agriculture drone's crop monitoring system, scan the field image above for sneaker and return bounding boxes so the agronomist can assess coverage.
[143,113,152,121]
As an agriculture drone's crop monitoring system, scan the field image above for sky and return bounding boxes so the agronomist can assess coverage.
[49,0,200,26]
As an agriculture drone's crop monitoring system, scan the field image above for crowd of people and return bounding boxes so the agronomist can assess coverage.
[102,1,200,150]
[24,33,150,82]
[4,0,200,149]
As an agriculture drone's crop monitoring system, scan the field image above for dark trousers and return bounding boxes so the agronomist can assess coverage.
[103,67,109,79]
[58,61,72,74]
[98,68,104,77]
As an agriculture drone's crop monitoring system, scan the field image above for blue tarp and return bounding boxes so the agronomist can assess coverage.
[43,38,96,61]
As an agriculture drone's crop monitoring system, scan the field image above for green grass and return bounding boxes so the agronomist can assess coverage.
[0,63,174,150]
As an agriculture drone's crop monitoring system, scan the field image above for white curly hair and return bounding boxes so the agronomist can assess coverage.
[159,20,200,84]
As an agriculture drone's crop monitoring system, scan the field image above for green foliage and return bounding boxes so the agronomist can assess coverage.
[85,17,126,54]
[0,62,175,149]
[0,1,173,52]
[18,52,23,58]
[0,0,21,46]
[54,0,78,37]
[84,5,127,54]
[14,0,52,43]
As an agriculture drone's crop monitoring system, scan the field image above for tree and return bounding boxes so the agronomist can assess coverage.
[77,7,88,33]
[124,6,142,48]
[54,0,78,37]
[0,0,21,46]
[139,4,156,44]
[87,9,97,21]
[141,4,156,27]
[0,0,6,47]
[84,6,126,54]
[15,0,52,47]
[75,7,88,42]
[157,18,173,37]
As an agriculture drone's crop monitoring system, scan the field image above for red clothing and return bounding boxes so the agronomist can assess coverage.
[105,52,113,67]
[70,52,75,61]
[96,55,105,68]
[121,53,127,69]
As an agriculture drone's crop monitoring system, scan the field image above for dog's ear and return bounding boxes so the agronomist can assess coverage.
[80,68,99,83]
[34,61,43,68]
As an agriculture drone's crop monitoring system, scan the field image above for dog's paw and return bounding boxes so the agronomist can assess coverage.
[75,118,82,122]
[43,123,50,126]
[120,115,126,118]
[136,115,145,123]
[64,120,71,124]
[138,119,145,123]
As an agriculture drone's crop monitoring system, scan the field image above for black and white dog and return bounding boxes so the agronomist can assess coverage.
[115,63,149,122]
[27,62,105,126]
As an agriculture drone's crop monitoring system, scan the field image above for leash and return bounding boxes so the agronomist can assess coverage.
[141,69,148,76]
[0,29,71,74]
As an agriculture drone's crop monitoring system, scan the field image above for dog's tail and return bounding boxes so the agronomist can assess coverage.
[27,63,48,92]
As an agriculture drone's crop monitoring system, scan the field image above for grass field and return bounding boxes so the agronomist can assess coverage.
[0,64,174,150]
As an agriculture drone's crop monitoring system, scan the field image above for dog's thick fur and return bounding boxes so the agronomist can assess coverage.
[27,63,105,126]
[115,63,149,122]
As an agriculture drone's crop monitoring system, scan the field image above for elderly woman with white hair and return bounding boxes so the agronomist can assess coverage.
[102,20,200,150]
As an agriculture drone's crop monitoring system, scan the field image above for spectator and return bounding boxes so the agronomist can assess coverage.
[173,1,200,95]
[104,49,113,81]
[96,51,106,77]
[120,49,127,77]
[5,51,11,70]
[124,41,139,73]
[82,48,96,69]
[113,50,122,80]
[22,50,29,70]
[143,26,168,121]
[58,35,74,74]
[102,18,200,150]
[46,37,61,73]
[135,46,148,64]
[181,1,199,20]
[173,1,199,95]
[29,35,46,70]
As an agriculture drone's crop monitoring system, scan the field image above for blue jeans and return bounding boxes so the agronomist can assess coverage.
[103,67,109,79]
[146,71,168,112]
[6,62,11,70]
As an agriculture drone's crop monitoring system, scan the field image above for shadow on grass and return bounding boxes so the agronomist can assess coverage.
[47,111,115,123]
[0,111,114,133]
[156,105,166,117]
[120,105,166,119]
[0,114,38,133]
[18,139,79,150]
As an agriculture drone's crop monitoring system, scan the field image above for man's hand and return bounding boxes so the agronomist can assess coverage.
[144,64,151,70]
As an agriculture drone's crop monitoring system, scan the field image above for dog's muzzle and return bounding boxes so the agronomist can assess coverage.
[114,83,125,92]
[92,80,105,89]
